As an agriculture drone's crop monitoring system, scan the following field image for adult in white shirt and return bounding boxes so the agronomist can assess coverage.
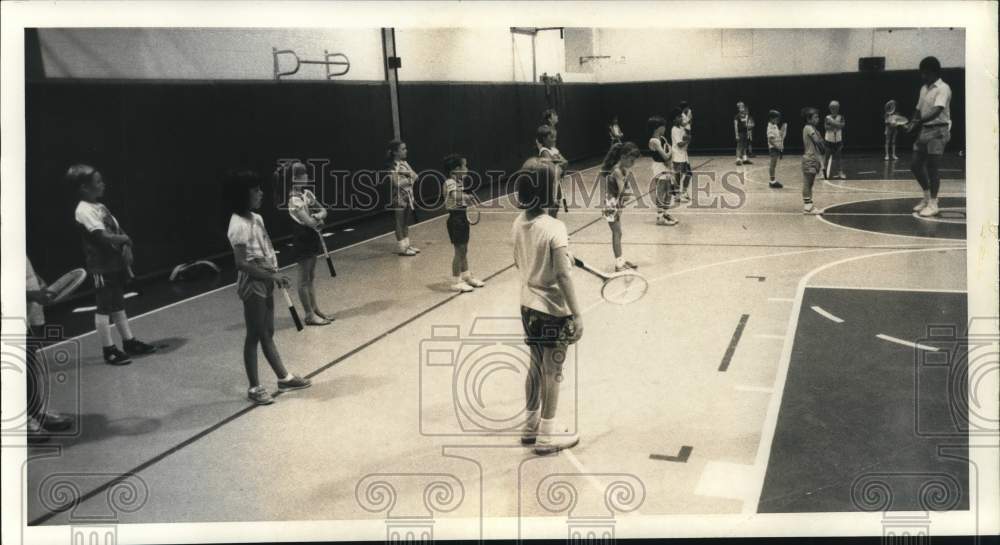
[905,56,952,218]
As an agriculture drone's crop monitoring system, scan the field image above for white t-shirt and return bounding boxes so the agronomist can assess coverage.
[670,126,689,163]
[511,212,571,317]
[443,178,463,210]
[288,188,321,226]
[917,78,952,128]
[26,258,45,327]
[824,114,844,143]
[227,213,278,270]
[75,201,121,233]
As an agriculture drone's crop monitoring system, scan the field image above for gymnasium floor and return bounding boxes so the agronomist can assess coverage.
[27,152,968,524]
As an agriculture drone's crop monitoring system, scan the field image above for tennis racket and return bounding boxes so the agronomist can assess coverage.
[824,153,833,180]
[572,256,648,305]
[884,100,897,116]
[887,114,909,127]
[465,193,481,225]
[316,229,336,277]
[48,268,87,303]
[278,283,304,331]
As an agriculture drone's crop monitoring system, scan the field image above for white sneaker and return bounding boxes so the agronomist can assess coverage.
[803,203,821,215]
[679,192,691,203]
[656,214,679,226]
[918,202,940,217]
[884,155,890,161]
[452,281,474,293]
[521,413,541,445]
[892,154,899,160]
[409,246,421,254]
[533,422,579,456]
[912,199,928,212]
[463,276,485,288]
[398,247,417,256]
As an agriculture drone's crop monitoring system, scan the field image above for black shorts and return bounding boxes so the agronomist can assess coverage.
[291,224,321,261]
[447,211,470,245]
[521,306,577,348]
[93,270,127,314]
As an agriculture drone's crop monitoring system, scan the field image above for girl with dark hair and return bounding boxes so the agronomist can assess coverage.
[601,142,642,271]
[225,170,311,405]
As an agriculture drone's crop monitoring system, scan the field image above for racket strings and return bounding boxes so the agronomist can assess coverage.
[601,273,649,304]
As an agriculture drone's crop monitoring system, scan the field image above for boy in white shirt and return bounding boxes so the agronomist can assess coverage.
[670,108,692,203]
[766,109,787,189]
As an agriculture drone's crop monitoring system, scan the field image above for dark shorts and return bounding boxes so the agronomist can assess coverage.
[93,270,127,314]
[291,224,321,261]
[447,211,470,245]
[802,157,822,175]
[521,306,577,348]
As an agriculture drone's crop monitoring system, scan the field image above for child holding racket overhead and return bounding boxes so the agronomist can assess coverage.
[225,170,311,405]
[647,115,678,226]
[386,140,420,256]
[512,157,583,456]
[601,142,642,271]
[800,107,827,214]
[284,161,333,326]
[884,99,900,161]
[68,164,157,366]
[443,153,485,293]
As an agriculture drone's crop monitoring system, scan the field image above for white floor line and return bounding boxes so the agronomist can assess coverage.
[754,333,786,340]
[767,297,795,303]
[563,449,641,515]
[743,246,965,514]
[875,333,940,352]
[816,196,969,242]
[810,305,844,323]
[807,284,967,293]
[735,385,774,394]
[857,170,877,174]
[822,178,965,195]
[41,164,606,354]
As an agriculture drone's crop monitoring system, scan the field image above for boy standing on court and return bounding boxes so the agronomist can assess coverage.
[800,108,826,214]
[766,110,786,188]
[513,158,583,456]
[734,102,751,165]
[670,108,692,203]
[69,164,158,365]
[443,153,485,293]
[824,101,847,179]
[906,56,952,218]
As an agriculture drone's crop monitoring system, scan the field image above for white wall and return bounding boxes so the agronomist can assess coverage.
[36,28,385,80]
[592,28,965,82]
[394,28,567,82]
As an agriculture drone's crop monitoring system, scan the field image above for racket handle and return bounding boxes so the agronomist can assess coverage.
[572,256,585,268]
[316,231,336,277]
[562,198,569,213]
[279,285,304,331]
[325,256,337,277]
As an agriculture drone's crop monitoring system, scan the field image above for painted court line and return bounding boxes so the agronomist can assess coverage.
[754,333,786,340]
[719,314,750,372]
[735,385,774,394]
[810,305,844,323]
[807,284,967,293]
[744,246,965,514]
[875,333,939,352]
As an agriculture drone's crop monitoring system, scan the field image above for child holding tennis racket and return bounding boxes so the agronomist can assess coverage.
[608,116,624,146]
[512,157,583,456]
[601,142,642,271]
[536,125,569,217]
[824,101,847,179]
[734,102,751,165]
[25,257,75,442]
[670,107,693,203]
[68,164,157,366]
[386,140,420,256]
[800,107,827,214]
[884,99,900,161]
[443,153,485,293]
[225,170,311,405]
[647,116,678,226]
[766,109,786,188]
[284,162,333,326]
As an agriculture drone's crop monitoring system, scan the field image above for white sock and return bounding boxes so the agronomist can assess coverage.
[111,310,133,341]
[525,409,541,429]
[923,190,932,201]
[538,417,556,436]
[280,373,293,381]
[95,314,115,347]
[452,276,462,285]
[461,271,473,280]
[929,197,939,207]
[398,238,408,251]
[615,256,625,268]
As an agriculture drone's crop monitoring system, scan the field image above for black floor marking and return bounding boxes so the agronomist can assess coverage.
[719,314,750,372]
[28,157,679,526]
[746,275,766,282]
[650,445,693,463]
